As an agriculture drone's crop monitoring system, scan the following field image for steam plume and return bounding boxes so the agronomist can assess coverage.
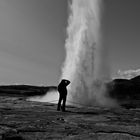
[62,0,116,107]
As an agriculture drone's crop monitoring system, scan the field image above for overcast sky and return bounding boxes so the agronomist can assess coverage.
[0,0,140,85]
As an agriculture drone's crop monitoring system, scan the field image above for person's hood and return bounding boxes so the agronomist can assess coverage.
[61,79,70,86]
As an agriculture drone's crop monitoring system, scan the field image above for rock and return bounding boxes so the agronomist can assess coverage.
[2,134,24,140]
[0,96,140,140]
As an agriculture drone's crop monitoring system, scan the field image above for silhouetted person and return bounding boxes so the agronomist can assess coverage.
[57,79,70,112]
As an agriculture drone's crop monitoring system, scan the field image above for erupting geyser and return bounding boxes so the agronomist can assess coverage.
[29,0,117,107]
[62,0,116,107]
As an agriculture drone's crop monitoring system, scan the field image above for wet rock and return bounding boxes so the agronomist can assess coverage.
[0,96,140,139]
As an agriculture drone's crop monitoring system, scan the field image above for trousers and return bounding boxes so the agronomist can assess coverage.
[57,94,67,112]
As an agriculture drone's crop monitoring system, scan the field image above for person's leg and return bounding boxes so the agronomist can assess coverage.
[62,95,67,112]
[57,95,62,111]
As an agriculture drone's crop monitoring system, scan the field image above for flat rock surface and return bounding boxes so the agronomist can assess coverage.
[0,96,140,140]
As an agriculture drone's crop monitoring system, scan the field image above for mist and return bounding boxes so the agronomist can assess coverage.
[61,0,117,107]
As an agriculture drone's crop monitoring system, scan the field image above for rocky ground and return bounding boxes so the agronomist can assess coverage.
[0,96,140,140]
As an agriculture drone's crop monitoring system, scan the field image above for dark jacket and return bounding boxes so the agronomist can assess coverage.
[58,79,70,96]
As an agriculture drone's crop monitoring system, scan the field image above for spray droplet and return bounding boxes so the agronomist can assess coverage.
[62,0,116,107]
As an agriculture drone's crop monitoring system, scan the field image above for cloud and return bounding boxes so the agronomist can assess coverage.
[116,69,140,79]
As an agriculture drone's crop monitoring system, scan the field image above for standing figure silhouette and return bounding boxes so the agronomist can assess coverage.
[57,79,70,112]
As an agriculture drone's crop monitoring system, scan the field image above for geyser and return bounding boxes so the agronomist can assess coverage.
[62,0,116,107]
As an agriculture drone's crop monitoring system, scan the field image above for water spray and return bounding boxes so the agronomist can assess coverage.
[61,0,117,107]
[29,0,117,107]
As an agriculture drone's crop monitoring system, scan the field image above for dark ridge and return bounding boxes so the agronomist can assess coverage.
[130,75,140,84]
[0,85,57,97]
[108,75,140,108]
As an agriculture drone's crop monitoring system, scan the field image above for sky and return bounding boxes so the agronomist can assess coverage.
[0,0,140,85]
[103,0,140,78]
